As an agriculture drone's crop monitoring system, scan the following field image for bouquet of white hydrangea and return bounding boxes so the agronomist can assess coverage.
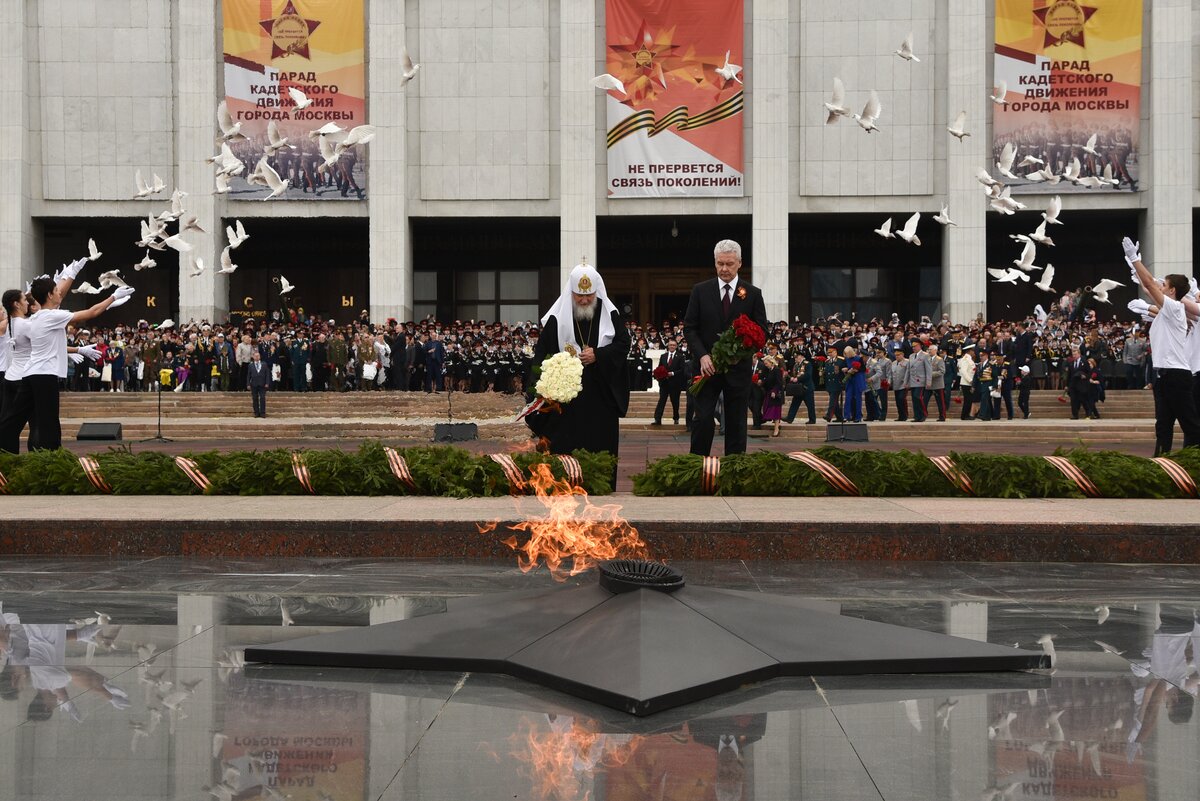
[534,351,584,403]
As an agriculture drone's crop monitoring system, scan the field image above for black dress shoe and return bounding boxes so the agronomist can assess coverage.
[650,421,662,426]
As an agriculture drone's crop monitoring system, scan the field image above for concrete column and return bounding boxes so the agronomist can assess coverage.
[0,2,34,287]
[368,0,411,321]
[942,2,989,324]
[751,0,789,321]
[175,0,223,322]
[1145,0,1193,278]
[559,0,596,279]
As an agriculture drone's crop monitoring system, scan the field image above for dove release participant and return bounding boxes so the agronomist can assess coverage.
[528,264,630,461]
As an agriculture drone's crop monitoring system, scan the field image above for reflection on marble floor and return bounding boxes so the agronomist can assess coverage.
[0,559,1198,800]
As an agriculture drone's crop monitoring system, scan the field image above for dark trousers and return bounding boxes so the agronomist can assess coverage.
[25,375,61,450]
[689,376,749,456]
[975,385,992,420]
[928,388,947,420]
[784,388,815,423]
[251,386,268,417]
[1017,382,1031,416]
[960,384,974,419]
[1069,387,1086,419]
[824,389,842,421]
[654,387,681,423]
[749,386,765,428]
[0,379,33,453]
[999,386,1014,419]
[1152,369,1200,455]
[910,387,928,421]
[893,389,909,421]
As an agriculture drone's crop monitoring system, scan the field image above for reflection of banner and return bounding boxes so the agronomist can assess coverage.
[604,0,744,198]
[993,0,1142,194]
[222,0,366,200]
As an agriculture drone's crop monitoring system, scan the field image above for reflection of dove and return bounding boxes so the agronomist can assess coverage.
[1045,709,1066,741]
[988,711,1017,740]
[1086,742,1102,776]
[1095,639,1124,655]
[899,699,922,732]
[281,599,294,626]
[935,698,958,730]
[213,732,228,759]
[1095,605,1110,625]
[130,721,150,753]
[1037,634,1057,667]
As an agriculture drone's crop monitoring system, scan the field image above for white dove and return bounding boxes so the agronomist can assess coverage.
[309,121,346,140]
[226,220,249,248]
[71,281,103,294]
[1095,605,1110,625]
[334,124,378,155]
[935,699,958,730]
[996,142,1020,180]
[1101,163,1119,187]
[156,318,175,329]
[990,79,1008,105]
[853,90,882,133]
[281,599,294,626]
[217,246,238,275]
[400,46,421,87]
[130,721,151,753]
[264,120,295,156]
[824,77,850,124]
[895,32,919,61]
[1027,166,1060,184]
[87,238,102,261]
[317,134,341,171]
[1091,278,1123,304]
[279,275,295,295]
[189,257,205,277]
[1043,195,1063,225]
[286,86,313,111]
[590,73,625,95]
[1037,634,1057,667]
[182,215,206,234]
[933,205,956,226]
[989,268,1029,284]
[216,100,245,141]
[1018,155,1044,169]
[135,251,156,271]
[1046,709,1066,742]
[151,173,166,194]
[260,160,289,200]
[1063,156,1082,184]
[97,270,128,290]
[1081,132,1099,156]
[1033,264,1056,293]
[1076,175,1104,189]
[214,172,232,194]
[976,167,1002,188]
[947,110,970,140]
[1033,304,1048,324]
[873,217,894,239]
[161,234,192,253]
[1022,220,1055,247]
[896,212,921,245]
[716,50,743,84]
[133,169,154,198]
[1013,240,1037,271]
[212,143,244,176]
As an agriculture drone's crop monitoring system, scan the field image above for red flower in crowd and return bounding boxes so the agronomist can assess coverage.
[652,365,668,380]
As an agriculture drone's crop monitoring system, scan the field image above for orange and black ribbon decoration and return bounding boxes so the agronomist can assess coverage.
[555,454,583,487]
[929,455,974,496]
[1043,455,1101,498]
[383,446,418,492]
[606,92,744,148]
[291,452,316,495]
[1152,457,1198,498]
[787,451,860,496]
[174,456,212,492]
[700,456,721,495]
[490,453,526,494]
[78,456,112,494]
[0,468,9,494]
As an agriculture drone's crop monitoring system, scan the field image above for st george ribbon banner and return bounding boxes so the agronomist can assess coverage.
[604,0,745,198]
[992,0,1142,194]
[222,0,367,200]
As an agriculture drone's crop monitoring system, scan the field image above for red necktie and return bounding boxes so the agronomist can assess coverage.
[722,284,731,317]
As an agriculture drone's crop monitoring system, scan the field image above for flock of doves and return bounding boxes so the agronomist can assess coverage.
[65,48,423,319]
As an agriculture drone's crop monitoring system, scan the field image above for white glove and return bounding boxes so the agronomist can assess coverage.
[61,699,83,722]
[60,257,88,281]
[1121,237,1141,263]
[77,344,101,361]
[111,286,135,301]
[109,296,130,309]
[1125,257,1142,287]
[1127,299,1150,317]
[68,352,84,365]
[103,682,131,710]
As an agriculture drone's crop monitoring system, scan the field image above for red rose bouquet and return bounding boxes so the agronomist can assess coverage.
[652,365,669,381]
[688,314,766,395]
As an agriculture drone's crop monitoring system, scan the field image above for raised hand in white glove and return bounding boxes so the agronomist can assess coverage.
[1121,237,1141,263]
[68,352,84,365]
[77,344,101,361]
[103,682,131,710]
[109,286,135,309]
[61,699,83,722]
[1127,299,1150,317]
[60,257,89,282]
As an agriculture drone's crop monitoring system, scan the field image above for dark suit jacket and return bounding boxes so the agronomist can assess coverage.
[1013,331,1033,367]
[656,351,687,391]
[246,361,271,389]
[683,277,770,388]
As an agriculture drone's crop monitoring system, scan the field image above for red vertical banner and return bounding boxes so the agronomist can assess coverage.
[604,0,745,198]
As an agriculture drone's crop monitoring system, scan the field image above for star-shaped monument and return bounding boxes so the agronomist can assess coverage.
[246,561,1048,716]
[260,0,321,60]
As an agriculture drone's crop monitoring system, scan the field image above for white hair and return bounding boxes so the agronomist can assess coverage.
[714,239,742,260]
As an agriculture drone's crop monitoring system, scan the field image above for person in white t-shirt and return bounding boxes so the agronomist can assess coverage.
[0,264,133,452]
[0,289,37,453]
[1123,237,1200,455]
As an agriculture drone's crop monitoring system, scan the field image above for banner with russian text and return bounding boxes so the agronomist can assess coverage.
[222,0,366,199]
[604,0,744,198]
[992,0,1141,194]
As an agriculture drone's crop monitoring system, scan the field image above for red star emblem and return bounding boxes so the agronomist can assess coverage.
[1033,1,1098,49]
[260,1,321,60]
[609,20,679,90]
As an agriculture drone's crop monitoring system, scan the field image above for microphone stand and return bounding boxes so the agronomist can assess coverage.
[138,377,173,443]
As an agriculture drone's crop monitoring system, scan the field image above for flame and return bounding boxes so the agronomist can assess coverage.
[504,463,647,582]
[506,716,644,801]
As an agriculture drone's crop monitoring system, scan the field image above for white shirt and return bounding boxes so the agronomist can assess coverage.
[1149,297,1192,371]
[1187,314,1200,373]
[25,308,74,378]
[6,317,31,382]
[0,331,12,373]
[718,276,740,302]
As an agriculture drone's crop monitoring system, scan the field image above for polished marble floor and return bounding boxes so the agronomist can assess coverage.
[0,557,1198,801]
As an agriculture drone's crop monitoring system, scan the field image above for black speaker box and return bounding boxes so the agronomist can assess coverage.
[77,422,123,441]
[433,422,478,442]
[824,422,868,442]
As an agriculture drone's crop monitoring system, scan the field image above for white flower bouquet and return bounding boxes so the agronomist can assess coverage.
[518,351,583,420]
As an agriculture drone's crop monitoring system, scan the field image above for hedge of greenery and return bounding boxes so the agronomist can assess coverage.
[631,447,1200,499]
[0,442,615,497]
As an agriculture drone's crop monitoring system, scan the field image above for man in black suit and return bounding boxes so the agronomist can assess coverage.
[652,338,686,425]
[683,239,771,456]
[1067,346,1090,419]
[246,349,271,418]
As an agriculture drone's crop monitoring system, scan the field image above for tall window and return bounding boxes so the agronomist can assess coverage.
[810,266,941,322]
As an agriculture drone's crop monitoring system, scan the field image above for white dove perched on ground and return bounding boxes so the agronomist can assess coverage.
[933,205,956,226]
[990,79,1009,106]
[1090,278,1123,304]
[947,110,970,140]
[226,220,249,248]
[1043,195,1063,225]
[286,86,313,111]
[895,32,919,61]
[824,77,850,124]
[896,212,921,245]
[854,90,882,132]
[1033,264,1056,293]
[590,73,625,95]
[873,217,894,238]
